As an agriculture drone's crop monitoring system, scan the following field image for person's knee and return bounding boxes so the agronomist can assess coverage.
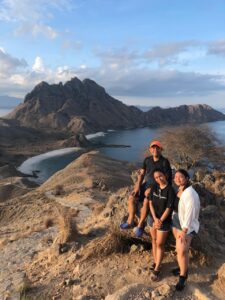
[128,195,135,205]
[151,237,157,245]
[176,245,188,257]
[144,188,151,197]
[156,240,164,249]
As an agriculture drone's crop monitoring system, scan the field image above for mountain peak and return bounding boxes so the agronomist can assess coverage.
[7,77,225,133]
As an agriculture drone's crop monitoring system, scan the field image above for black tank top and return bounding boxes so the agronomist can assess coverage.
[174,195,180,213]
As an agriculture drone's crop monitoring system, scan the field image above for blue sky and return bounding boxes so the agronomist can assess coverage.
[0,0,225,108]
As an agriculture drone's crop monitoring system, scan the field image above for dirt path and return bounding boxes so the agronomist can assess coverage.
[0,227,57,300]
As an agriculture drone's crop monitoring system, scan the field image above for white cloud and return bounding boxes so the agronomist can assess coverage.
[208,40,225,57]
[15,23,58,39]
[0,48,27,76]
[10,74,26,85]
[0,0,73,39]
[32,57,45,73]
[1,42,225,106]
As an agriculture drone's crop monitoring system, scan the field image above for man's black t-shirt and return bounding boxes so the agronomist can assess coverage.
[142,156,172,187]
[149,184,175,224]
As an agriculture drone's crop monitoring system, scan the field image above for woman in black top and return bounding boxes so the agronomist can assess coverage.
[148,168,175,281]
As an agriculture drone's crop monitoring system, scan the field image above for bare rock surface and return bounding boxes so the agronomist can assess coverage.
[0,227,56,300]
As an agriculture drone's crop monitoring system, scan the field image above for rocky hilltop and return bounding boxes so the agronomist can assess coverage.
[7,78,144,133]
[7,77,225,133]
[0,151,224,299]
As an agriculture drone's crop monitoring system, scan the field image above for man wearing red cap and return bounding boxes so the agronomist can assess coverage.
[120,140,172,237]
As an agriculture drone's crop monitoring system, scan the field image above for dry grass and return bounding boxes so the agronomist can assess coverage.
[0,238,8,249]
[44,217,55,229]
[83,225,133,259]
[161,125,224,169]
[92,203,105,215]
[56,206,79,243]
[52,184,65,196]
[16,275,32,300]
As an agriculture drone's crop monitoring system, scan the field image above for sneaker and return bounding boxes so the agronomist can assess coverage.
[134,226,144,237]
[120,222,134,229]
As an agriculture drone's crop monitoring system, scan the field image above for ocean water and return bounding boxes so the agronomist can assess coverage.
[0,103,223,183]
[91,121,225,162]
[16,120,225,183]
[18,148,85,183]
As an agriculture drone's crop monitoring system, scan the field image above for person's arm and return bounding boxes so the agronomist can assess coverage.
[181,196,195,232]
[159,208,172,223]
[178,193,195,242]
[149,200,162,229]
[159,186,175,224]
[164,159,172,185]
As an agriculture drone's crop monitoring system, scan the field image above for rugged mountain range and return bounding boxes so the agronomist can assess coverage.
[7,77,225,134]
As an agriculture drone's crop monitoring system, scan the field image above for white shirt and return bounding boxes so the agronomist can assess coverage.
[178,186,200,234]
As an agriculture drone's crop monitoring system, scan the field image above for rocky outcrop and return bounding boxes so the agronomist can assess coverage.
[7,78,144,133]
[7,77,225,134]
[60,133,93,148]
[145,104,225,126]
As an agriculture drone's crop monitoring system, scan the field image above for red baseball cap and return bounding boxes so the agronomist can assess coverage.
[150,140,163,149]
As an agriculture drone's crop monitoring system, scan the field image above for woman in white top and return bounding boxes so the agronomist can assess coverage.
[173,169,200,291]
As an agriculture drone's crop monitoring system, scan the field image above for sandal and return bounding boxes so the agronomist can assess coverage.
[175,272,188,291]
[149,263,156,271]
[150,270,160,281]
[134,226,144,237]
[120,222,134,229]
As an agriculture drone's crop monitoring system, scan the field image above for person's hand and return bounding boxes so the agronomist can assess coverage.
[144,187,151,197]
[153,218,162,229]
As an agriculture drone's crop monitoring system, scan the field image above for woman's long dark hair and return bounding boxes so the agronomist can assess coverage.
[175,168,190,190]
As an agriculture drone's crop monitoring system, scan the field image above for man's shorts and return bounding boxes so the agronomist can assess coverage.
[139,182,151,202]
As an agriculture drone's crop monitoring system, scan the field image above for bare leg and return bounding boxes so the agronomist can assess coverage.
[127,194,137,224]
[154,230,169,270]
[137,198,149,227]
[149,227,157,263]
[176,232,192,276]
[172,227,178,239]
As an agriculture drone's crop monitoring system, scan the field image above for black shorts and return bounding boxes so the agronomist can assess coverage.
[147,215,171,232]
[139,182,151,202]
